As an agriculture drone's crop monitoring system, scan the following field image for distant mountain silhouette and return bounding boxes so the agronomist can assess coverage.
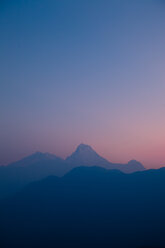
[9,151,62,167]
[112,159,145,173]
[0,144,145,198]
[66,143,111,166]
[1,166,165,248]
[66,143,145,173]
[0,152,73,198]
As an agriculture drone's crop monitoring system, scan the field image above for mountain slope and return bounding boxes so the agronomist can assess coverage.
[66,143,110,167]
[8,151,63,167]
[0,144,145,199]
[0,152,73,198]
[66,143,145,173]
[1,166,165,248]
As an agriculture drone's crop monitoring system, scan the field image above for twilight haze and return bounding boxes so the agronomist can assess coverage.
[0,0,165,168]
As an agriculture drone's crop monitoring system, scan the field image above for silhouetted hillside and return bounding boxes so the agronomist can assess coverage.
[0,144,145,199]
[0,152,73,198]
[1,167,165,248]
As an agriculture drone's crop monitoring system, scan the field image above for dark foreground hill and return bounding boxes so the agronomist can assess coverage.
[0,152,73,199]
[0,166,165,248]
[0,144,145,199]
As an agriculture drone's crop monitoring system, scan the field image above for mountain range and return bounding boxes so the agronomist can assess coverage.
[66,144,145,172]
[0,144,145,198]
[8,143,145,173]
[1,145,165,248]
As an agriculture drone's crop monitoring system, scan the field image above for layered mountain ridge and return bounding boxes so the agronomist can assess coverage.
[8,143,145,173]
[66,143,145,173]
[0,143,145,198]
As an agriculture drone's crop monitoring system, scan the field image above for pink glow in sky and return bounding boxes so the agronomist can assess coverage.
[0,1,165,168]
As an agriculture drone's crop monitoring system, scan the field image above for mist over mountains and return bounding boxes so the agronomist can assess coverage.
[1,0,165,247]
[0,144,165,248]
[8,143,145,173]
[0,144,145,198]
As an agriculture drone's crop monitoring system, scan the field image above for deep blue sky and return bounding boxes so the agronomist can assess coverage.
[0,0,165,167]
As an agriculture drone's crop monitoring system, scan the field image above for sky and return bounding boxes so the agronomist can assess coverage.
[0,0,165,168]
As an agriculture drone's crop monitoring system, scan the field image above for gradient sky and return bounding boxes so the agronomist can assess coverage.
[0,0,165,168]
